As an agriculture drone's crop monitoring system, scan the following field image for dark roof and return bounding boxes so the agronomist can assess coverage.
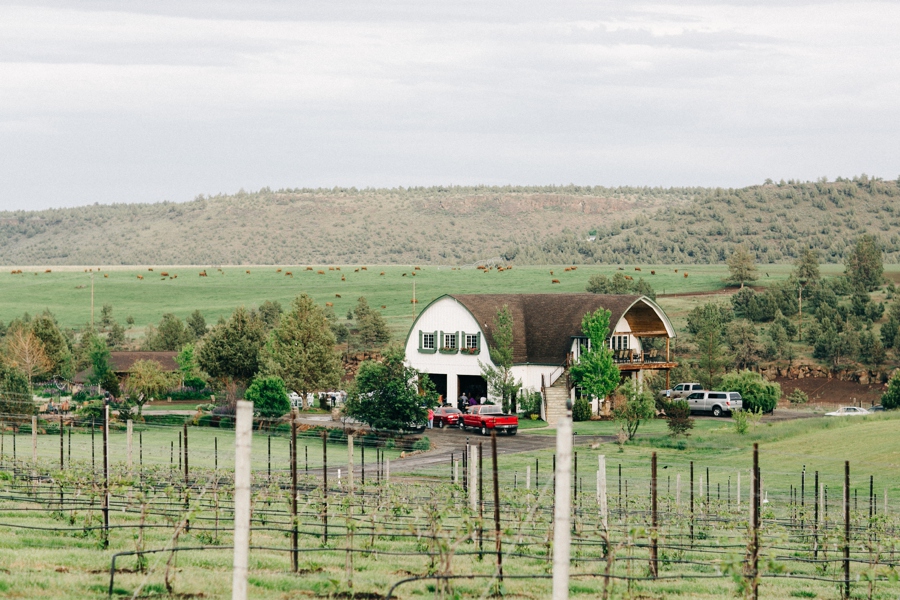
[73,351,179,383]
[109,352,179,373]
[450,294,667,365]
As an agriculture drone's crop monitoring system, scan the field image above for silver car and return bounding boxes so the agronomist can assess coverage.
[685,391,743,417]
[825,406,869,417]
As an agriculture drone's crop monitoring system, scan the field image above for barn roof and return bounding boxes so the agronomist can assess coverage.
[74,351,179,383]
[447,293,673,365]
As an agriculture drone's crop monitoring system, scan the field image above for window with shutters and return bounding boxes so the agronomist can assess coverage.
[443,332,457,349]
[422,333,435,350]
[465,334,478,349]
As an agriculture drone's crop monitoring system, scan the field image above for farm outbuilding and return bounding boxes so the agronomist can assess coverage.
[405,294,676,425]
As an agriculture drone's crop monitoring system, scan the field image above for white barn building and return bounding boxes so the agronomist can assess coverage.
[404,293,676,425]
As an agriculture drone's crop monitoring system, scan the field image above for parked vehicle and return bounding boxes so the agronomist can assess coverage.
[685,391,743,417]
[660,383,705,399]
[868,404,885,412]
[461,404,519,435]
[434,406,463,428]
[825,406,869,417]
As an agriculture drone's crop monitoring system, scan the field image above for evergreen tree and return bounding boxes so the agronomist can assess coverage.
[186,310,207,338]
[480,305,522,413]
[264,294,343,396]
[726,244,758,288]
[145,313,193,351]
[29,312,74,379]
[197,306,268,384]
[844,234,883,291]
[726,320,759,369]
[569,308,620,407]
[355,297,391,350]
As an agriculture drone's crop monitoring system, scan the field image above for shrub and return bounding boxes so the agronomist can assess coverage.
[664,400,694,437]
[572,397,592,422]
[412,437,430,451]
[788,389,809,405]
[732,409,750,434]
[720,370,781,413]
[77,400,106,422]
[243,376,290,418]
[882,371,900,410]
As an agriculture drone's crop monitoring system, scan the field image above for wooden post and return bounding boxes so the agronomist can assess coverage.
[232,400,253,600]
[31,415,37,467]
[751,444,760,600]
[598,455,608,531]
[552,400,573,600]
[690,461,694,544]
[183,422,189,486]
[469,444,478,511]
[126,420,133,471]
[843,461,850,600]
[102,404,110,548]
[291,412,298,572]
[59,414,64,470]
[491,431,503,582]
[526,465,531,490]
[650,452,658,578]
[322,431,328,544]
[347,435,354,493]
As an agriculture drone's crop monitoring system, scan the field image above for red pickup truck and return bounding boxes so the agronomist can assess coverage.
[461,404,519,435]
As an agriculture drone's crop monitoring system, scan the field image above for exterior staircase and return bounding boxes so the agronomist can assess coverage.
[543,371,571,427]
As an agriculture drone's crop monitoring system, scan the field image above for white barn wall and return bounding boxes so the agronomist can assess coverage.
[405,297,497,402]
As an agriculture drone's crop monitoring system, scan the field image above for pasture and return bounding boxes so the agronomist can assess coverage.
[0,263,861,338]
[1,412,900,598]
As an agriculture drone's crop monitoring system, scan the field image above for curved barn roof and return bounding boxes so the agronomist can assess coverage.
[448,293,674,365]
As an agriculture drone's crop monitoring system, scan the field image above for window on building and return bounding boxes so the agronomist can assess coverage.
[609,335,629,351]
[443,333,457,349]
[422,333,435,350]
[465,334,479,349]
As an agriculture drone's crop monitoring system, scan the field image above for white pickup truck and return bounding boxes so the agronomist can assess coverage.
[659,383,705,399]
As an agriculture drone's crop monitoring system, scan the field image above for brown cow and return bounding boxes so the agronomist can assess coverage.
[341,276,346,281]
[361,266,368,270]
[325,302,333,307]
[137,275,144,280]
[245,270,250,274]
[551,279,560,284]
[199,271,207,276]
[402,273,407,276]
[277,269,283,273]
[635,267,641,271]
[148,268,154,271]
[625,275,633,281]
[45,269,51,273]
[381,305,386,309]
[550,270,554,275]
[161,272,169,276]
[684,272,688,278]
[414,266,421,271]
[354,269,359,272]
[564,267,571,272]
[410,299,418,303]
[570,266,577,271]
[104,274,108,278]
[329,267,335,271]
[650,270,656,275]
[380,272,385,276]
[285,272,293,277]
[335,294,341,298]
[317,270,325,275]
[306,267,313,271]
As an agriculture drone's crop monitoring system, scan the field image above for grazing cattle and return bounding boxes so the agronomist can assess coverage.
[507,265,513,269]
[341,276,346,281]
[306,267,313,271]
[277,269,282,273]
[410,299,418,303]
[570,266,577,271]
[625,275,633,281]
[161,272,169,277]
[381,305,386,309]
[550,271,554,275]
[497,267,505,272]
[617,267,624,270]
[317,270,325,275]
[245,270,250,274]
[148,268,153,271]
[325,302,333,307]
[45,269,51,273]
[402,273,407,276]
[336,267,341,271]
[674,269,678,273]
[684,272,688,278]
[414,266,421,271]
[635,267,641,272]
[285,272,293,277]
[335,294,341,298]
[173,275,178,279]
[411,272,416,276]
[551,279,560,284]
[564,267,571,272]
[137,275,144,280]
[484,269,490,274]
[104,274,108,278]
[380,272,385,276]
[328,267,335,271]
[199,271,207,277]
[361,267,367,270]
[650,270,656,275]
[354,269,359,272]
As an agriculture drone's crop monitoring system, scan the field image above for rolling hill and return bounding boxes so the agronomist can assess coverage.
[1,177,898,266]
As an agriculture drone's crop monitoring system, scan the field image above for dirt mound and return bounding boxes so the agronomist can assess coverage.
[775,376,885,408]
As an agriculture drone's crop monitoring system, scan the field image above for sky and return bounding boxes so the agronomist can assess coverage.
[1,1,898,211]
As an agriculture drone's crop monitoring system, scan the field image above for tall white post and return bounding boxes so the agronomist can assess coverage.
[526,465,531,490]
[820,482,825,523]
[737,472,741,506]
[385,458,390,482]
[469,445,478,511]
[552,404,573,600]
[347,435,354,492]
[126,420,133,470]
[232,400,253,600]
[31,415,37,466]
[598,455,608,532]
[454,460,459,484]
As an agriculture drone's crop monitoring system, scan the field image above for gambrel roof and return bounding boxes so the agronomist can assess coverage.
[445,293,674,365]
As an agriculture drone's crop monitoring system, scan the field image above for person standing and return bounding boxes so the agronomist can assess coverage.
[427,407,434,429]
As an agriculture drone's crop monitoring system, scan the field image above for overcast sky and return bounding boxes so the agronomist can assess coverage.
[1,1,898,211]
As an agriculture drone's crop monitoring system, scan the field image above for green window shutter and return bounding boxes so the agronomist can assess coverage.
[456,331,461,348]
[439,330,444,349]
[418,330,423,349]
[476,332,481,353]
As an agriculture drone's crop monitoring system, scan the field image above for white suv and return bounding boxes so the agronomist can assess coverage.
[660,383,705,399]
[686,391,743,417]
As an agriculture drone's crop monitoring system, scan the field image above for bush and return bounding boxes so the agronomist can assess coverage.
[243,376,290,418]
[882,372,900,410]
[664,399,694,437]
[412,437,431,451]
[788,389,809,405]
[572,397,592,422]
[518,390,543,418]
[76,400,105,422]
[719,370,781,413]
[732,409,750,435]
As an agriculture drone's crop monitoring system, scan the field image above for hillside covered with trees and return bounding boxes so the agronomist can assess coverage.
[1,177,898,266]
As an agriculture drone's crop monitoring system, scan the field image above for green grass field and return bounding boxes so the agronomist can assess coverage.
[2,263,868,339]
